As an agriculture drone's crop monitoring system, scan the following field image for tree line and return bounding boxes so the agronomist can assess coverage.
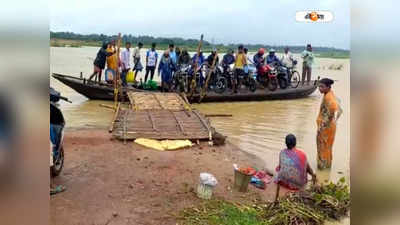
[50,31,349,56]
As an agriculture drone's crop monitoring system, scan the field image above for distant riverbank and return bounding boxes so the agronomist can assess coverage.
[50,38,349,59]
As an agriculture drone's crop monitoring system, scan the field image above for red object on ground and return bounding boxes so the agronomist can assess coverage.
[254,171,273,184]
[238,167,257,176]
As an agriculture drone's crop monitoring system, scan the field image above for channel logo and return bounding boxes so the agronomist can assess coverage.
[296,11,333,23]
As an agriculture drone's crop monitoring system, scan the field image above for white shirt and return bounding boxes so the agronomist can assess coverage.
[146,50,158,67]
[121,48,131,69]
[133,47,141,60]
[281,52,294,67]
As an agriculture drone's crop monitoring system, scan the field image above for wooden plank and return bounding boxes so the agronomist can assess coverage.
[152,93,164,109]
[112,108,213,140]
[192,110,212,141]
[171,111,186,136]
[148,111,157,131]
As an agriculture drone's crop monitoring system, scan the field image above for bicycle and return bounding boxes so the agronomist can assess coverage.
[286,60,301,88]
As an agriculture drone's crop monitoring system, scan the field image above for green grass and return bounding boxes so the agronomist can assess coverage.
[178,178,350,225]
[179,199,265,225]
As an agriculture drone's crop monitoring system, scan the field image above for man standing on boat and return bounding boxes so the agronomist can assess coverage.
[281,47,295,68]
[132,42,143,83]
[144,43,158,83]
[106,40,118,83]
[120,42,132,87]
[266,49,281,65]
[222,49,235,74]
[206,50,219,66]
[253,48,265,82]
[169,44,178,81]
[178,48,191,65]
[205,49,219,86]
[190,50,205,87]
[169,44,177,65]
[233,45,247,93]
[301,44,314,85]
[89,42,116,83]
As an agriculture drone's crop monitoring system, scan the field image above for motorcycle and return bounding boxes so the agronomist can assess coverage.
[201,63,230,94]
[256,62,290,91]
[50,87,71,177]
[256,63,278,91]
[237,67,257,92]
[275,65,289,89]
[172,63,191,92]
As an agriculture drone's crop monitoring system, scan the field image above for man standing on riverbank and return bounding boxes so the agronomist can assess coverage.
[132,42,143,83]
[301,44,314,85]
[145,43,158,83]
[120,42,132,87]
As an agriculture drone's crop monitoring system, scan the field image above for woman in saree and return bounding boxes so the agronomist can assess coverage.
[316,78,342,169]
[276,134,316,190]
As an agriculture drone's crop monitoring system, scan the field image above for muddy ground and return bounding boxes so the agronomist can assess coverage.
[50,129,289,225]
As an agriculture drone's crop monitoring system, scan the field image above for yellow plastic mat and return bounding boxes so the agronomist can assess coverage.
[134,138,193,151]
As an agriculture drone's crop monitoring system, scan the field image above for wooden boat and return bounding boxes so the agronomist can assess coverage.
[52,73,318,103]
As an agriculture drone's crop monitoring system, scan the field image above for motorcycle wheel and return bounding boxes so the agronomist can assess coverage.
[171,77,178,91]
[248,78,257,92]
[267,78,278,91]
[51,146,64,177]
[278,76,288,89]
[290,71,301,88]
[214,77,227,94]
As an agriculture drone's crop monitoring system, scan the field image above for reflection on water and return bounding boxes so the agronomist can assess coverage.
[51,47,350,185]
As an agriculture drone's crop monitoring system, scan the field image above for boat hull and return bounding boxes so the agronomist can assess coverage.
[52,73,318,103]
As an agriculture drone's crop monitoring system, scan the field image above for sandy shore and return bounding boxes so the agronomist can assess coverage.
[50,129,288,225]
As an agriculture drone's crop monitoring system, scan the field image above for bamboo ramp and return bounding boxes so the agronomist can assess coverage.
[112,92,212,141]
[128,92,191,111]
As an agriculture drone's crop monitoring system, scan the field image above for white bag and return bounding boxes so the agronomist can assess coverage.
[199,173,218,187]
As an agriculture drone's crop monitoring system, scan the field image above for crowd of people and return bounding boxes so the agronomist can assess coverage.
[88,41,316,92]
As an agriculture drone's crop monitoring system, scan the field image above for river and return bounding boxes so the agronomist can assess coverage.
[50,46,350,187]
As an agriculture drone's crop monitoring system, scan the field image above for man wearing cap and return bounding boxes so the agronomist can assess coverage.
[266,49,281,65]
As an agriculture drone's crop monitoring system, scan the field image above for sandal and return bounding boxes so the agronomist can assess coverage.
[50,185,66,195]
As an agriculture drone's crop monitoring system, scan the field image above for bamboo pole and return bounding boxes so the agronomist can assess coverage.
[109,102,121,133]
[199,49,218,102]
[188,34,204,99]
[274,183,280,203]
[99,104,115,110]
[114,33,122,109]
[204,114,232,117]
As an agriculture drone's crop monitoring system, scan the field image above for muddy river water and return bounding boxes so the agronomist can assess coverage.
[50,46,350,189]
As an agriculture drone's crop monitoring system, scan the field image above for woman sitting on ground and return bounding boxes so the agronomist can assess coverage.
[275,134,316,190]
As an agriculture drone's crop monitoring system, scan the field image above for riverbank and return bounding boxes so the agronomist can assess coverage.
[50,129,289,225]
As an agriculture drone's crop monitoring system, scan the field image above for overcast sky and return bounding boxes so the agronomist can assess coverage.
[50,0,349,49]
